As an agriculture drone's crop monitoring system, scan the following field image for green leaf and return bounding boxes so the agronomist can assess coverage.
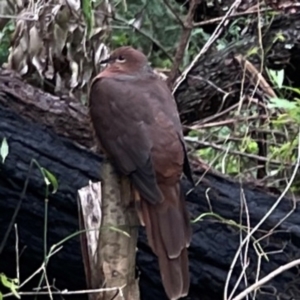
[268,69,284,89]
[0,291,2,300]
[268,98,297,110]
[282,86,300,96]
[188,130,199,138]
[81,0,94,38]
[41,168,59,194]
[108,226,130,237]
[0,138,9,163]
[278,70,284,89]
[274,69,284,89]
[0,274,20,299]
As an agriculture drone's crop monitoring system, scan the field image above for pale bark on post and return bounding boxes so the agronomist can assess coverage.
[78,161,140,300]
[78,181,103,297]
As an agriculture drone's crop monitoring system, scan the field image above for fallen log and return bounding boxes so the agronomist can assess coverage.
[0,69,95,149]
[1,101,300,300]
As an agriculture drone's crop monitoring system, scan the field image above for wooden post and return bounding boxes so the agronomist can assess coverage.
[78,160,140,300]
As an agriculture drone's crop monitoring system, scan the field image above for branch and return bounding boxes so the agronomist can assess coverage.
[172,0,243,94]
[162,0,185,27]
[232,258,300,300]
[166,0,200,88]
[187,139,294,168]
[193,8,270,27]
[111,14,174,62]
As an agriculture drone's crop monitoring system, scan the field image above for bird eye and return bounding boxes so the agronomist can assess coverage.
[116,55,126,63]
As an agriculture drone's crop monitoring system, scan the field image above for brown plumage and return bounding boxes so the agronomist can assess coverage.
[88,46,193,300]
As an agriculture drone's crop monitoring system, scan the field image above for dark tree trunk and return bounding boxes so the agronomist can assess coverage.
[0,77,300,299]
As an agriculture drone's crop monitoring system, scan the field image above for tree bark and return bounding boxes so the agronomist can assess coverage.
[0,87,300,300]
[0,69,95,149]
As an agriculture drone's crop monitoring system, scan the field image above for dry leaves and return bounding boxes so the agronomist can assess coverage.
[1,0,112,98]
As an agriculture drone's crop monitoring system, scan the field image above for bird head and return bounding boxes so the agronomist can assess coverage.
[100,46,150,74]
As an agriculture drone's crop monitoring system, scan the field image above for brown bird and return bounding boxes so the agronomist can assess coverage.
[89,46,193,300]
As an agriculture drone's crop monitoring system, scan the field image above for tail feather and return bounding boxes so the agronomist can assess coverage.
[140,183,191,300]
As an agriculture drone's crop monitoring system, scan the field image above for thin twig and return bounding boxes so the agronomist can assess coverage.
[188,114,269,129]
[172,0,243,94]
[187,139,294,168]
[192,3,300,26]
[245,5,268,180]
[223,129,300,300]
[205,136,278,147]
[252,246,287,299]
[234,54,277,99]
[14,224,20,284]
[162,0,184,27]
[3,285,127,297]
[0,160,34,255]
[254,193,297,245]
[232,259,300,300]
[188,102,241,127]
[167,0,200,88]
[230,188,251,300]
[0,13,38,20]
[187,95,269,128]
[103,13,173,62]
[193,8,270,27]
[189,74,230,95]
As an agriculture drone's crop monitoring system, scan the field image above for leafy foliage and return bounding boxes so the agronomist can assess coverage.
[0,0,111,99]
[0,273,19,299]
[111,0,185,67]
[0,21,14,65]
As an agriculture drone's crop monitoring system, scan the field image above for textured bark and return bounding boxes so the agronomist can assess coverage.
[78,175,140,300]
[1,101,300,300]
[98,164,140,300]
[78,182,103,296]
[0,69,95,149]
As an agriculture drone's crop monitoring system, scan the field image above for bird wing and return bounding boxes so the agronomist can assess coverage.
[144,77,193,185]
[89,74,165,204]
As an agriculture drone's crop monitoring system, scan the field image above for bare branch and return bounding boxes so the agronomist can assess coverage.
[232,259,300,300]
[162,0,185,27]
[172,0,244,94]
[167,0,200,88]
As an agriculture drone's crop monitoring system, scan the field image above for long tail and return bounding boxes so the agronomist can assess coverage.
[140,182,191,300]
